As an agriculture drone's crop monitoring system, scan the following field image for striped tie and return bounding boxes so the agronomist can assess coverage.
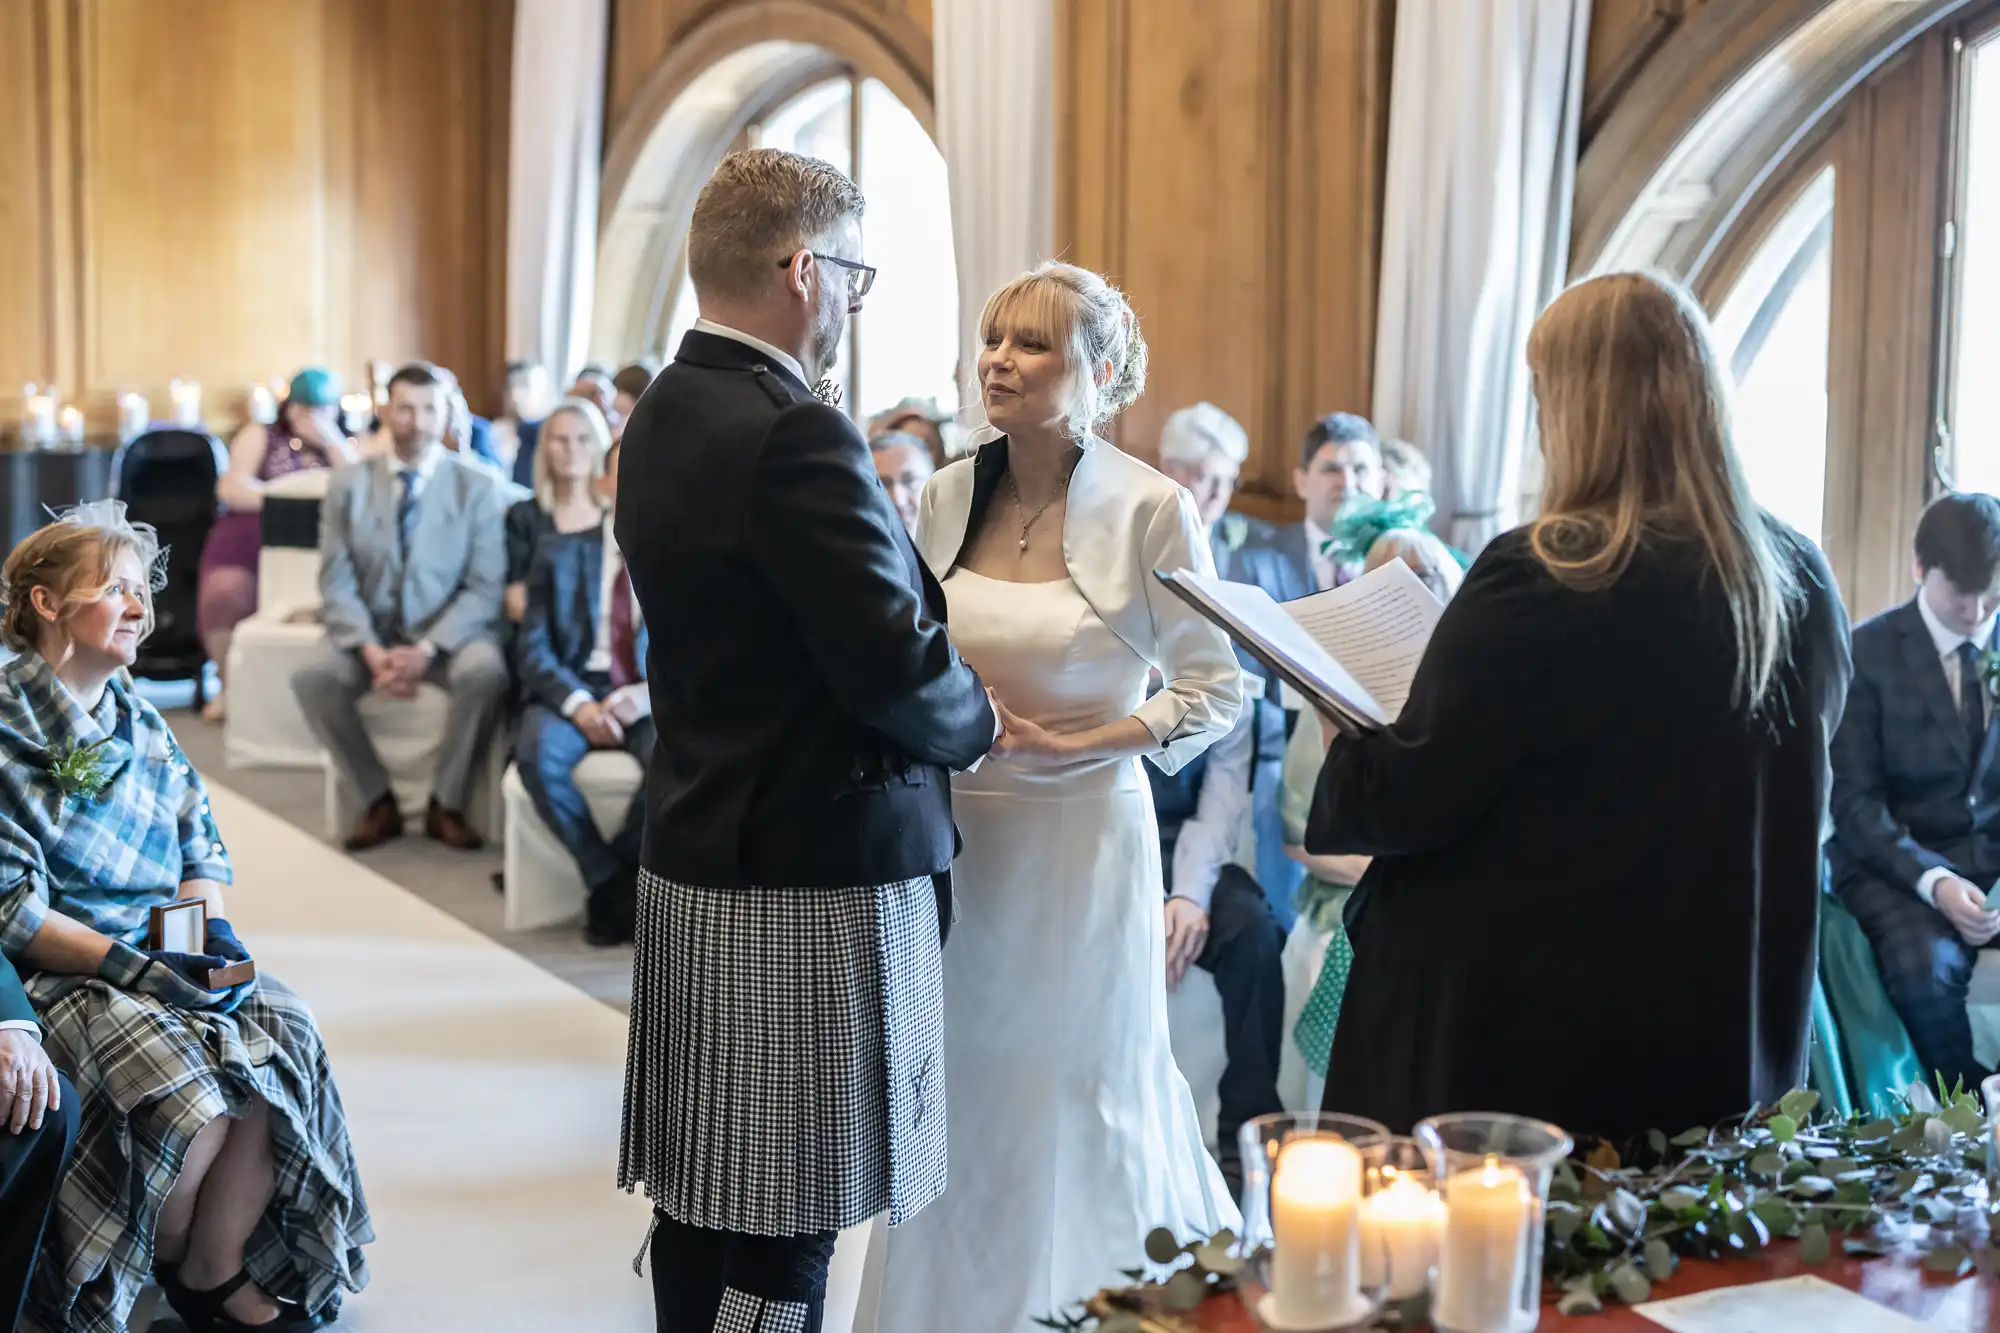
[396,468,418,556]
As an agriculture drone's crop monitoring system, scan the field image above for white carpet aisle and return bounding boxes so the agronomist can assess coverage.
[202,781,656,1332]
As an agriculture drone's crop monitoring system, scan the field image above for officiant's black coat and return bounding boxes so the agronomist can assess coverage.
[1307,525,1852,1144]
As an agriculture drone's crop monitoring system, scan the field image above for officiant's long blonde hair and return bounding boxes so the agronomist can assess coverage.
[1527,272,1801,712]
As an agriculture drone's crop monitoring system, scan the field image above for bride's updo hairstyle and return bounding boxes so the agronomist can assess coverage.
[979,262,1148,442]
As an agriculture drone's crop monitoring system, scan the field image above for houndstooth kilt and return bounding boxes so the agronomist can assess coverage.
[619,868,947,1235]
[18,971,372,1333]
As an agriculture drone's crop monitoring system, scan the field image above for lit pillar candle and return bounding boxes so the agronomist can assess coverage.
[57,406,84,444]
[1361,1169,1445,1299]
[1433,1157,1532,1333]
[117,391,150,442]
[1268,1137,1369,1329]
[169,378,202,427]
[24,389,55,445]
[248,383,278,425]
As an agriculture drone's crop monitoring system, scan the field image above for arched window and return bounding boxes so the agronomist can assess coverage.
[1712,167,1836,543]
[1947,22,2000,496]
[658,73,960,421]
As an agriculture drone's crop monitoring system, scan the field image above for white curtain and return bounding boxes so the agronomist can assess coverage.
[504,0,608,387]
[1371,0,1589,552]
[934,0,1056,429]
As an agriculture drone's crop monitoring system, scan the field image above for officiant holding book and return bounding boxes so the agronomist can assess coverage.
[1301,273,1851,1144]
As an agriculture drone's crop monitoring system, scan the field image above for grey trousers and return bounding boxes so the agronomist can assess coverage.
[291,636,509,811]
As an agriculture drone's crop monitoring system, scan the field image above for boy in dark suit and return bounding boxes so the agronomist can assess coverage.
[0,951,78,1330]
[1832,492,2000,1090]
[515,439,649,946]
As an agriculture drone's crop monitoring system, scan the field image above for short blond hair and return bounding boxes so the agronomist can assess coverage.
[979,262,1147,440]
[2,522,157,652]
[532,398,614,516]
[687,149,864,305]
[1159,402,1248,468]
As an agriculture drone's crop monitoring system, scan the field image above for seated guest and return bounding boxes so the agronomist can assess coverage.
[570,364,617,421]
[1832,493,2000,1090]
[609,360,660,440]
[1379,438,1432,500]
[492,359,553,479]
[292,363,508,852]
[1304,273,1850,1140]
[516,437,646,946]
[505,399,614,624]
[437,367,506,475]
[1151,708,1285,1192]
[868,396,954,469]
[869,430,935,533]
[196,368,355,723]
[1364,526,1465,602]
[1272,413,1387,593]
[0,505,370,1331]
[1157,402,1307,921]
[0,951,77,1333]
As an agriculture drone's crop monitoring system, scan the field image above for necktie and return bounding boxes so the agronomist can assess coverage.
[608,559,639,688]
[396,468,419,557]
[1958,641,1985,760]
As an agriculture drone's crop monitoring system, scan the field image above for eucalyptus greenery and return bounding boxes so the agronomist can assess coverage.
[44,737,116,800]
[1546,1083,1995,1315]
[1982,645,2000,703]
[1047,1083,1996,1329]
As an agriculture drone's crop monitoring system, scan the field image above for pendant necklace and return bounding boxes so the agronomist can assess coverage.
[1008,459,1074,551]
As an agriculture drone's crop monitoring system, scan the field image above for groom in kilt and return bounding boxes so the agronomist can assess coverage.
[614,148,998,1333]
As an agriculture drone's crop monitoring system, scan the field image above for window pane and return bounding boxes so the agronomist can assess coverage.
[1954,38,2000,495]
[854,78,960,421]
[758,79,855,396]
[1714,170,1835,542]
[664,259,700,354]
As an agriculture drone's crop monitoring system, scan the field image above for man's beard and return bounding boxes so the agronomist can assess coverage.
[808,285,848,381]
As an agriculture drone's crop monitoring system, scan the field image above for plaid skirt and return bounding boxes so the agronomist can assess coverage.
[619,869,947,1235]
[19,972,372,1333]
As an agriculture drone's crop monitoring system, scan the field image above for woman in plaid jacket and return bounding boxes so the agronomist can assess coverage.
[0,507,371,1333]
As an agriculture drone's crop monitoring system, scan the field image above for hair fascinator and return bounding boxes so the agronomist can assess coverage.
[44,499,170,593]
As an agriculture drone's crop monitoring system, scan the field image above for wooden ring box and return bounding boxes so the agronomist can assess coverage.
[148,898,256,990]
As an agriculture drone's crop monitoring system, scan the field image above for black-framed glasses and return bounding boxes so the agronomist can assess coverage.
[776,252,876,298]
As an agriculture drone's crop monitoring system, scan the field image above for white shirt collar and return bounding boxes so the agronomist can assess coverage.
[692,317,808,387]
[1916,591,1996,658]
[387,440,445,482]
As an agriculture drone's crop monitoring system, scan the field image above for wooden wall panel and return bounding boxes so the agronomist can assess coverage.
[0,0,512,434]
[1059,0,1394,519]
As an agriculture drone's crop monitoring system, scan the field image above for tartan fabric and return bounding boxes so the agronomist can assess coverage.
[620,869,946,1234]
[714,1291,812,1333]
[18,973,372,1333]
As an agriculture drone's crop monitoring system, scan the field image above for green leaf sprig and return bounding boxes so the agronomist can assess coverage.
[44,737,117,800]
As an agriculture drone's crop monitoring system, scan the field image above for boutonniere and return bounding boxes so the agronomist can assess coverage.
[811,377,844,408]
[1981,645,2000,702]
[44,737,117,800]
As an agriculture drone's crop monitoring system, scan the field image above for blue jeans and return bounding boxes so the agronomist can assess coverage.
[515,702,652,930]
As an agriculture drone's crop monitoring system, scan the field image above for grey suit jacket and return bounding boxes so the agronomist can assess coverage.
[317,451,506,653]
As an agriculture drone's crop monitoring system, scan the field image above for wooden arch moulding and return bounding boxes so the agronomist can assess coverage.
[593,1,935,361]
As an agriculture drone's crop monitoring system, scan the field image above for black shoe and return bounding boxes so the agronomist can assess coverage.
[490,870,505,895]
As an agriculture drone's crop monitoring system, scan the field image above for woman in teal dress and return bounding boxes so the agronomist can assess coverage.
[0,505,370,1333]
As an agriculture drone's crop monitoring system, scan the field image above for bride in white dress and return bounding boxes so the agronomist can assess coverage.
[858,263,1244,1332]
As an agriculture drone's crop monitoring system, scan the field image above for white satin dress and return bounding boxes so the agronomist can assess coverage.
[858,567,1238,1333]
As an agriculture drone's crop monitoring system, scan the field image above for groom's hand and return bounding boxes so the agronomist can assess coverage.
[987,693,1069,764]
[1163,897,1210,992]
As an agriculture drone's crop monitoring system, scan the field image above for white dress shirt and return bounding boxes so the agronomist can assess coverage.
[692,318,808,386]
[0,1019,36,1040]
[560,515,644,720]
[1913,593,1996,907]
[1304,518,1336,592]
[1167,709,1255,913]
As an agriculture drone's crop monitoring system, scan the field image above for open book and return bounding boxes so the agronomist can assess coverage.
[1155,559,1445,735]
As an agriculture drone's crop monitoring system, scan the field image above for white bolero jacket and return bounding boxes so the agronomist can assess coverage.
[914,435,1244,775]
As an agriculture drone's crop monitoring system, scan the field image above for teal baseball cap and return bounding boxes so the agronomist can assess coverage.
[288,367,344,407]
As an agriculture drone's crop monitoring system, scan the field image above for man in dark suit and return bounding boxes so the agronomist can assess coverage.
[516,439,648,946]
[1833,492,2000,1090]
[614,148,996,1333]
[1268,411,1386,595]
[0,952,78,1330]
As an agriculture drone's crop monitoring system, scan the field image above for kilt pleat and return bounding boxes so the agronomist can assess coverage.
[619,869,947,1235]
[20,972,372,1333]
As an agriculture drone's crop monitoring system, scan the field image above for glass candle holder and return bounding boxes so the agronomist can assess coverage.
[116,391,150,443]
[1237,1112,1391,1331]
[1416,1113,1573,1333]
[168,378,202,428]
[1362,1136,1444,1301]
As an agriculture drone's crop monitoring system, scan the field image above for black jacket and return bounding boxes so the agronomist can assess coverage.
[615,330,995,891]
[1307,526,1852,1141]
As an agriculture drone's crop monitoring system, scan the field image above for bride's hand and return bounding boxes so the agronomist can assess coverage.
[988,694,1071,764]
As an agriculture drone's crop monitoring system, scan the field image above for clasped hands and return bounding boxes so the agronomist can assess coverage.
[985,690,1073,765]
[96,916,256,1013]
[1934,874,2000,947]
[575,685,651,748]
[362,642,430,699]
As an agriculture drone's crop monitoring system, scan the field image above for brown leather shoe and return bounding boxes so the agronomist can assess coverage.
[344,794,404,851]
[424,798,485,851]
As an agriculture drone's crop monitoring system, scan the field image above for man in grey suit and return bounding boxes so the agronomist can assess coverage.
[292,362,509,851]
